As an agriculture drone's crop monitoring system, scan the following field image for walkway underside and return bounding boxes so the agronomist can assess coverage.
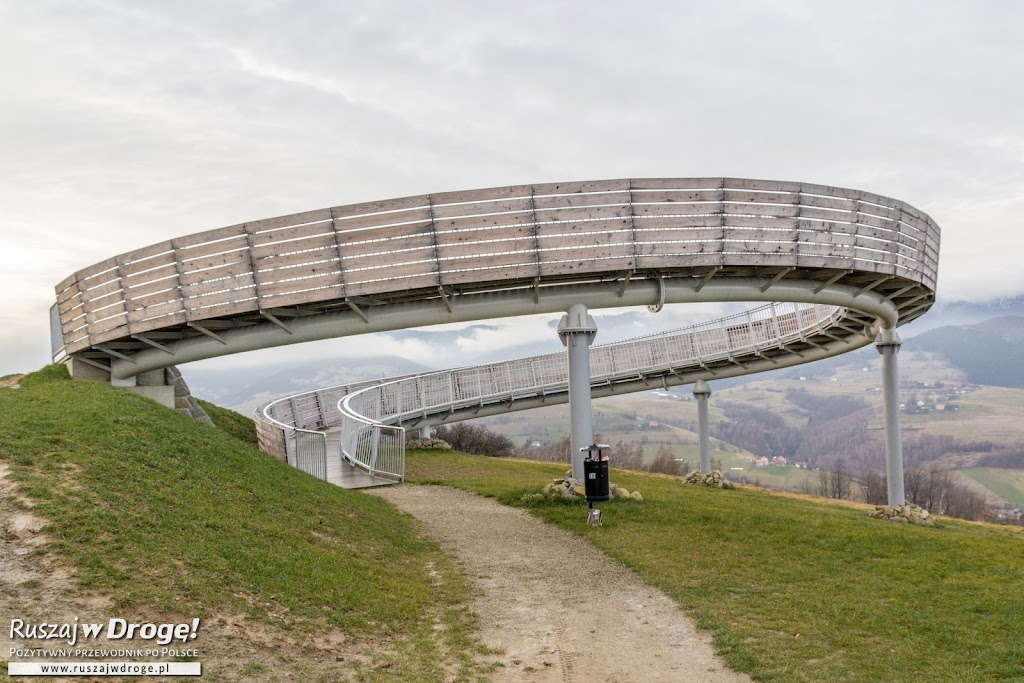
[64,268,923,380]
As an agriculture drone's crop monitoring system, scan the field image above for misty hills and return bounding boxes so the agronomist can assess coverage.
[185,356,433,415]
[900,295,1024,335]
[910,316,1024,388]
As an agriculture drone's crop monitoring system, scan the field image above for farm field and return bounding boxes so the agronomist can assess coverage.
[961,468,1024,510]
[477,352,1024,506]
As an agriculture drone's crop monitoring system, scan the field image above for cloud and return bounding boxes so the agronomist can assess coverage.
[2,0,1023,376]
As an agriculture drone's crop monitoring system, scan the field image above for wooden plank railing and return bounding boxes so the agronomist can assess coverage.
[55,178,940,356]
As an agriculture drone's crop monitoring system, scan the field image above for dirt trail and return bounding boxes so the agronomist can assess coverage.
[370,485,751,683]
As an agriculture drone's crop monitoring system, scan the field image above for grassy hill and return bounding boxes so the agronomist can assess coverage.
[6,364,1024,681]
[0,366,491,681]
[407,449,1024,683]
[195,398,259,447]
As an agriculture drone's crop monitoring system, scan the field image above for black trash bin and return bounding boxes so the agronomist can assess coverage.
[582,444,610,503]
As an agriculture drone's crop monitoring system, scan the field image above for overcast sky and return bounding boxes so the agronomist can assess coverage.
[2,0,1022,377]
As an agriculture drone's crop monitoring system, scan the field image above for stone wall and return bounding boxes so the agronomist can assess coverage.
[165,366,213,425]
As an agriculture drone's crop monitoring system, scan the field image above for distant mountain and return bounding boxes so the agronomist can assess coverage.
[901,296,1024,337]
[183,356,435,414]
[910,316,1024,388]
[943,296,1024,318]
[759,300,1024,385]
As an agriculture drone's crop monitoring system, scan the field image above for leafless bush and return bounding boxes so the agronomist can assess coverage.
[648,444,682,476]
[861,465,988,521]
[432,423,515,457]
[863,469,888,505]
[904,465,987,521]
[816,460,852,500]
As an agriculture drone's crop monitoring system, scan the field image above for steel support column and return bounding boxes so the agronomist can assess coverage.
[876,329,905,506]
[558,304,598,481]
[693,379,712,472]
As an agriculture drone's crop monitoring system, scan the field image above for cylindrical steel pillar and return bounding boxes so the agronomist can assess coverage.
[876,329,905,506]
[693,379,712,472]
[420,425,431,440]
[558,304,598,480]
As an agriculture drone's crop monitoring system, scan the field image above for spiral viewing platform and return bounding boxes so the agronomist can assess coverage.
[52,177,940,503]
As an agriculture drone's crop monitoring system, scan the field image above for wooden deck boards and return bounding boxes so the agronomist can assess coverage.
[324,429,398,490]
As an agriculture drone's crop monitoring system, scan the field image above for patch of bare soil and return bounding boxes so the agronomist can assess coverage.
[0,375,23,389]
[370,485,752,683]
[0,464,377,682]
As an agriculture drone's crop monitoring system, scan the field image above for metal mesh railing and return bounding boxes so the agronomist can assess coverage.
[340,413,405,481]
[329,301,844,480]
[255,377,405,478]
[257,300,844,483]
[292,429,328,481]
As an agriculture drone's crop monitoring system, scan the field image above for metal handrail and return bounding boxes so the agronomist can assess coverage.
[332,301,843,476]
[338,411,405,482]
[341,301,839,422]
[257,375,417,481]
[292,429,328,481]
[257,299,845,483]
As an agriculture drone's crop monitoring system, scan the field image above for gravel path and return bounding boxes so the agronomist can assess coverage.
[369,485,751,683]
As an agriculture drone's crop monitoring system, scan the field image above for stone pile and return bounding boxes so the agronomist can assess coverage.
[531,470,644,502]
[685,470,727,488]
[869,503,935,526]
[405,437,452,450]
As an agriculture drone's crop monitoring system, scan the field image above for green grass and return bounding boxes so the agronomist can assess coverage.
[0,365,492,681]
[195,398,258,447]
[407,449,1024,683]
[962,468,1024,510]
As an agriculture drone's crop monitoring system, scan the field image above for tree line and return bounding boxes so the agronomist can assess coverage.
[812,462,988,521]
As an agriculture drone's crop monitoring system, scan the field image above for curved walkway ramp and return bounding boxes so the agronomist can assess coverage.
[255,300,848,483]
[52,177,940,499]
